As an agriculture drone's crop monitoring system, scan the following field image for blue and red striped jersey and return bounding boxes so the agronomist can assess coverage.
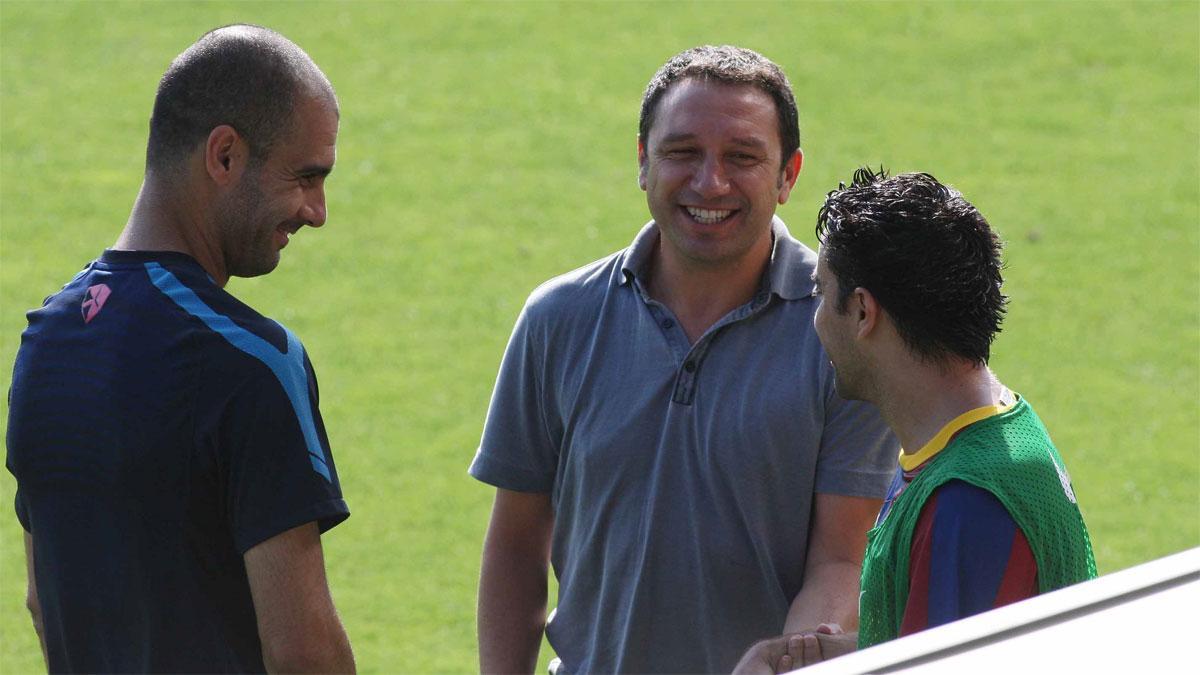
[874,398,1039,636]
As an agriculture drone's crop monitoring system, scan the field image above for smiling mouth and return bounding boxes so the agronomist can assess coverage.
[276,224,301,247]
[684,206,736,225]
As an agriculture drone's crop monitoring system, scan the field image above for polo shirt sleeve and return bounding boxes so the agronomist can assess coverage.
[813,380,897,498]
[469,301,559,493]
[217,355,350,554]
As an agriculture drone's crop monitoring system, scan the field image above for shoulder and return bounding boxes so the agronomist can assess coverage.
[944,401,1068,487]
[147,257,296,355]
[22,259,99,325]
[924,480,1014,523]
[520,249,628,323]
[912,480,1025,561]
[911,480,1025,569]
[766,218,819,301]
[141,259,317,409]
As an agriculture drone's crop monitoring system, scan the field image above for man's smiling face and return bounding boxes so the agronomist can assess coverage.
[639,78,799,271]
[218,95,339,279]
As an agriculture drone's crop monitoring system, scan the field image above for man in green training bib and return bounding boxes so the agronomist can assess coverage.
[735,168,1095,673]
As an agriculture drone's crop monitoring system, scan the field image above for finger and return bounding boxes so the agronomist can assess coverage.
[801,634,822,666]
[816,622,844,635]
[787,634,804,663]
[778,653,793,673]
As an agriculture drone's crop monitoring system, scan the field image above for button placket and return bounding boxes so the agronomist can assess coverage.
[669,292,771,406]
[635,278,689,362]
[672,339,712,405]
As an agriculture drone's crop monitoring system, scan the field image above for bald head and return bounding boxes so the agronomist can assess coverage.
[145,24,336,174]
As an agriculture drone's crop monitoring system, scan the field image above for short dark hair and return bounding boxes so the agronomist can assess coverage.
[639,45,799,167]
[816,167,1007,365]
[146,24,334,172]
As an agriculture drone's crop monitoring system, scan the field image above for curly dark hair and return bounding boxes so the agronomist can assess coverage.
[816,167,1007,365]
[146,24,336,172]
[638,45,799,167]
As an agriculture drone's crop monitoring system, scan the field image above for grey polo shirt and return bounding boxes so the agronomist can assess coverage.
[470,218,897,674]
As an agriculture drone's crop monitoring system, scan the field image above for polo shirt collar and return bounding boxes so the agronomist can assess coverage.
[620,216,816,301]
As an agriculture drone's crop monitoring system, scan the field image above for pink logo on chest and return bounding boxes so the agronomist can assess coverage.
[81,284,112,323]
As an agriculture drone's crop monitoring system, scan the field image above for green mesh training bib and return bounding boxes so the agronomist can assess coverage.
[858,398,1096,649]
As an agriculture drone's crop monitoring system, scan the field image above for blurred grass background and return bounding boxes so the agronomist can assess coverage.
[2,1,1197,672]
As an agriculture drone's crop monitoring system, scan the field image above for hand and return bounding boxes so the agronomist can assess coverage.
[732,632,822,674]
[813,623,857,661]
[731,633,800,675]
[731,624,856,674]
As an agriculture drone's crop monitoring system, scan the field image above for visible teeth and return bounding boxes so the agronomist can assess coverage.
[686,207,734,224]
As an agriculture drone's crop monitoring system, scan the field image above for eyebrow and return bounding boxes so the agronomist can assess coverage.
[658,133,697,145]
[655,133,769,150]
[728,136,769,150]
[296,164,334,178]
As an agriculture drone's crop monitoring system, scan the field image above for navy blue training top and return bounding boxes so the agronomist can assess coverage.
[6,250,349,673]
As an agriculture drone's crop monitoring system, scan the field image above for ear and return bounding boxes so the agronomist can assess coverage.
[852,286,881,340]
[776,149,804,204]
[637,138,648,192]
[204,125,248,187]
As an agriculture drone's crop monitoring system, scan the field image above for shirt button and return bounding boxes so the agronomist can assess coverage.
[662,319,675,330]
[684,360,696,373]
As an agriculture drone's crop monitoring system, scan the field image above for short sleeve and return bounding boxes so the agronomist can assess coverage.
[7,386,31,533]
[218,356,349,553]
[814,380,897,498]
[901,480,1038,634]
[469,302,559,493]
[14,487,30,532]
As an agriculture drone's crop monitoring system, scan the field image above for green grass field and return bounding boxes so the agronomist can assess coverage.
[1,1,1197,672]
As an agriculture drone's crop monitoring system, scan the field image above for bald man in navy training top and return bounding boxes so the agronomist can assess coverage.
[7,25,354,672]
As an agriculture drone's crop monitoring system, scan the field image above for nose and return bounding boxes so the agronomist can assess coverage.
[691,154,731,198]
[302,184,327,228]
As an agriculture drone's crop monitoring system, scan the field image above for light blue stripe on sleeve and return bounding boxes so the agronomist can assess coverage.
[145,262,332,482]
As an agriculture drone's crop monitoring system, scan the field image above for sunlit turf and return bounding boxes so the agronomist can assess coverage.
[1,1,1196,672]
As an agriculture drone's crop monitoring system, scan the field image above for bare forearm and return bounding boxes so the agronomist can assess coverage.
[24,532,47,668]
[28,595,47,668]
[782,560,863,633]
[246,523,355,674]
[478,548,548,674]
[264,643,354,674]
[319,625,356,674]
[261,613,354,674]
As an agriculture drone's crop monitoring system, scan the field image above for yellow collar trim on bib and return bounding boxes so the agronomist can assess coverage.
[898,399,1017,472]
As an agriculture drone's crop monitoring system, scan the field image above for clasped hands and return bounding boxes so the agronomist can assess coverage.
[732,623,856,674]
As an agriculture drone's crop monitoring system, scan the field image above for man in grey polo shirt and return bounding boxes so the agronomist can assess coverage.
[470,45,897,674]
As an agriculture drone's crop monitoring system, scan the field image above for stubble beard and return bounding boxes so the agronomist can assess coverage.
[832,369,863,402]
[661,207,771,271]
[218,170,279,279]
